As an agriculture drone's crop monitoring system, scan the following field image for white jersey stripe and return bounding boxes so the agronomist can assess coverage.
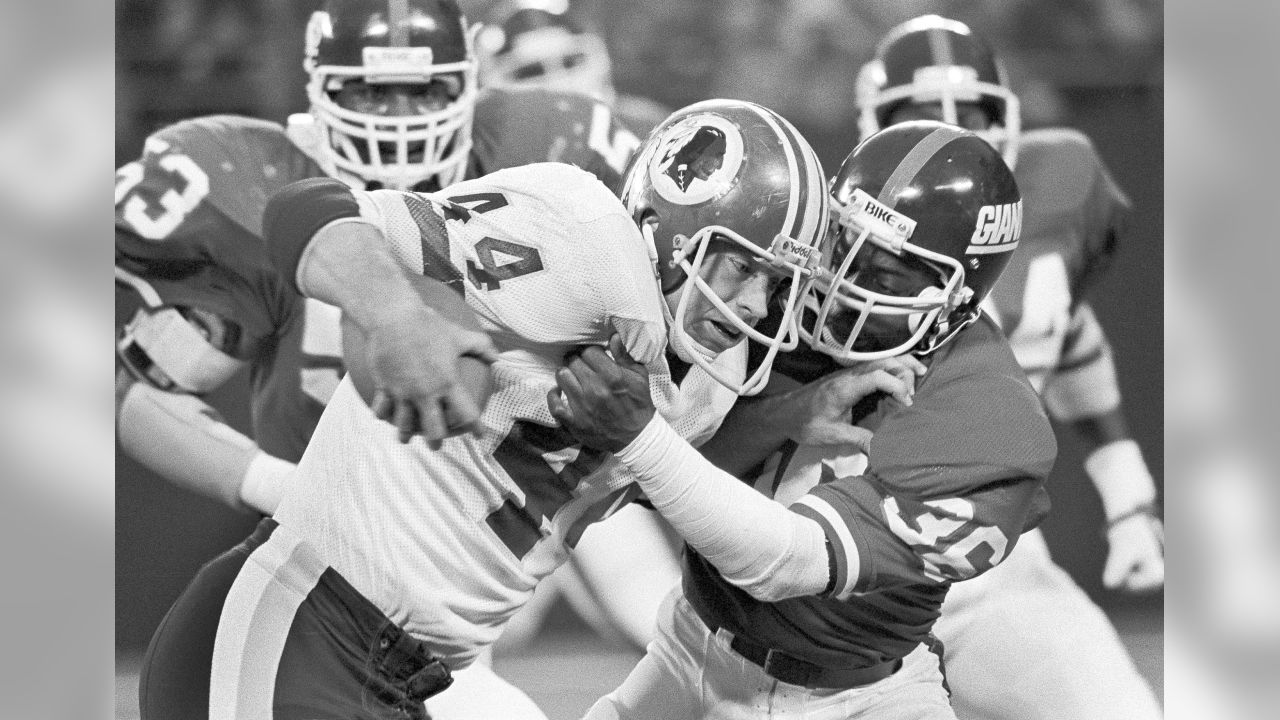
[793,494,862,598]
[209,526,327,720]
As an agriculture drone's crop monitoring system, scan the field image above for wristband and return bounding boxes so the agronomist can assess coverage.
[239,452,297,516]
[1085,439,1156,522]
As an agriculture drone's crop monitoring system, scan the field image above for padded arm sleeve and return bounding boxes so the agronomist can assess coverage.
[262,177,361,294]
[615,414,831,602]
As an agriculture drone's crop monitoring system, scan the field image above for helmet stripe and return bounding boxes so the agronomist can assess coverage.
[389,0,410,46]
[747,104,804,243]
[753,105,825,245]
[927,26,955,67]
[878,126,966,209]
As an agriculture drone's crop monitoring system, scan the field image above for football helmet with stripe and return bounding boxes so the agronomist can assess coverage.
[476,0,614,102]
[621,99,829,394]
[805,120,1021,361]
[856,15,1020,168]
[298,0,478,191]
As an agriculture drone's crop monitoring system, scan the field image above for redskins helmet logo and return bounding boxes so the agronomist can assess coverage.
[649,114,743,205]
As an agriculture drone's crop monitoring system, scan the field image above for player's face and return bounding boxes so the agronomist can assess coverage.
[332,78,463,116]
[678,243,782,354]
[690,151,723,181]
[887,100,992,132]
[828,242,939,353]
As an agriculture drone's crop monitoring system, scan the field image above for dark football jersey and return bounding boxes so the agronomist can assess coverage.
[686,315,1056,668]
[469,86,642,194]
[982,128,1131,392]
[116,88,642,463]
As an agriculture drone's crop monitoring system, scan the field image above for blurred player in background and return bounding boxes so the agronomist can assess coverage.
[114,0,642,717]
[136,99,896,718]
[476,0,670,134]
[852,15,1163,720]
[555,121,1056,720]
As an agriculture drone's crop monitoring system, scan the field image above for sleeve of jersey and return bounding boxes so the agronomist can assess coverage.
[1075,144,1133,298]
[261,177,363,293]
[1041,301,1122,420]
[388,166,667,362]
[116,127,291,363]
[791,370,1057,598]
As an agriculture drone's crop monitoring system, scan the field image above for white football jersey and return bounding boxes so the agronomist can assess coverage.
[274,163,741,665]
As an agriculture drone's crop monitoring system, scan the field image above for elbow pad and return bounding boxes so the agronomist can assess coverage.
[117,307,243,394]
[263,177,361,293]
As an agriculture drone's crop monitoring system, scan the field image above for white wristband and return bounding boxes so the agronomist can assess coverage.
[238,452,297,516]
[1085,439,1156,521]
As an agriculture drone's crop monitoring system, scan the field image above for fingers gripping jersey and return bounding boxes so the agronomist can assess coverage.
[274,163,741,666]
[686,315,1056,668]
[980,128,1131,396]
[469,87,642,194]
[115,115,337,461]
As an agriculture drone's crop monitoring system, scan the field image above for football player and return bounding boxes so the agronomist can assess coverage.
[137,100,911,719]
[114,0,644,518]
[553,121,1057,720]
[854,16,1163,720]
[475,0,671,134]
[115,1,642,717]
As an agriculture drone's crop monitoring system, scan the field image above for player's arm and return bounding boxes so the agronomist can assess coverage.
[262,177,498,446]
[549,337,909,602]
[698,356,923,476]
[114,271,292,514]
[1042,301,1163,591]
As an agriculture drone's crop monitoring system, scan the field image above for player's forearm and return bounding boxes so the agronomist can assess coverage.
[291,220,429,333]
[117,379,293,513]
[615,414,831,602]
[262,177,430,334]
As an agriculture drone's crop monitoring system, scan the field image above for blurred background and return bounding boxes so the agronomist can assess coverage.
[112,1,1165,718]
[5,0,1271,717]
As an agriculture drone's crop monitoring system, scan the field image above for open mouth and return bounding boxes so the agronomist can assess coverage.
[707,318,744,346]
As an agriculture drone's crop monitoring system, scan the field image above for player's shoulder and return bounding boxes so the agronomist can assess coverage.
[133,114,327,235]
[926,314,1040,405]
[1015,127,1112,209]
[614,93,672,137]
[453,161,628,224]
[150,115,317,179]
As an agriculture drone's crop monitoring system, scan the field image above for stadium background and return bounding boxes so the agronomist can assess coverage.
[114,1,1163,716]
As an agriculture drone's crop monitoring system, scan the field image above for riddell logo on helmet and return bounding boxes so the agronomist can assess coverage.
[967,201,1022,254]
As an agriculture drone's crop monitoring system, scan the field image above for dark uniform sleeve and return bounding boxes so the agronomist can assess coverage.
[789,322,1057,597]
[116,116,326,368]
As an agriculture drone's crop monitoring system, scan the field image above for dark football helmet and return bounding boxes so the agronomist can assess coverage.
[294,0,478,190]
[804,120,1022,361]
[476,0,614,102]
[856,15,1021,167]
[621,99,829,394]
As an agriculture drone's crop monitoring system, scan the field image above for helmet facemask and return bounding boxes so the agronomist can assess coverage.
[804,188,973,362]
[856,48,1022,168]
[653,223,822,395]
[305,20,480,191]
[480,26,615,102]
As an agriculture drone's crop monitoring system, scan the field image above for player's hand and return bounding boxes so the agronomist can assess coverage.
[548,335,653,453]
[1102,511,1165,592]
[363,303,499,448]
[775,360,919,454]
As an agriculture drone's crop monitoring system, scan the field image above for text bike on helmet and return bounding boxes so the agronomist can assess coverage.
[621,99,829,395]
[804,120,1022,362]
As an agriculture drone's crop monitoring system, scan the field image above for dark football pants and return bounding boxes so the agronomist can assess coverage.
[139,518,450,720]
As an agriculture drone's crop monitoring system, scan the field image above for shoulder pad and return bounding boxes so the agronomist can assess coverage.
[1015,127,1127,217]
[471,87,639,193]
[151,116,328,236]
